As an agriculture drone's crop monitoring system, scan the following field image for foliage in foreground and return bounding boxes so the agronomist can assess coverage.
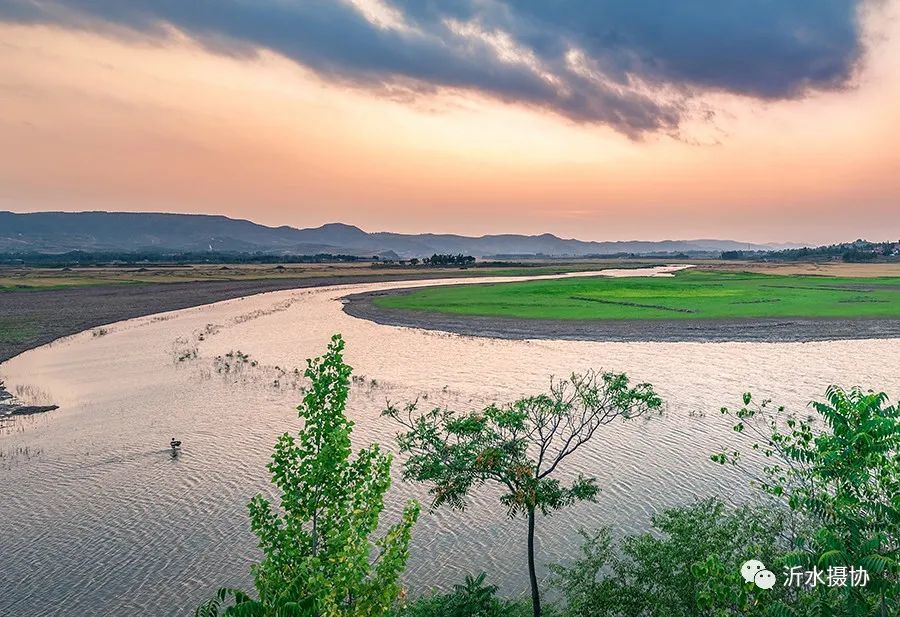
[715,386,899,616]
[194,331,898,617]
[396,573,532,617]
[197,334,419,617]
[550,385,900,617]
[551,499,788,617]
[385,370,661,616]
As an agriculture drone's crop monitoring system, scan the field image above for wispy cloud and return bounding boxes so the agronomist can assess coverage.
[0,0,869,137]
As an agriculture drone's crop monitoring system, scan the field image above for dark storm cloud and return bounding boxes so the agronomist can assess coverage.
[1,0,867,137]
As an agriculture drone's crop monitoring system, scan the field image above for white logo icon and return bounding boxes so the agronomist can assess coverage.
[741,559,776,589]
[754,569,776,589]
[741,560,765,583]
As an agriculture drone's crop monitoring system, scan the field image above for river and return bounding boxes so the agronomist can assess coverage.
[1,267,898,616]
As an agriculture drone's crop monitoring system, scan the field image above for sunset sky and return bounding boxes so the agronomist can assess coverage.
[1,0,899,244]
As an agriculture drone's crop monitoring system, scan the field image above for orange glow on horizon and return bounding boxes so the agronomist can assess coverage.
[1,6,899,244]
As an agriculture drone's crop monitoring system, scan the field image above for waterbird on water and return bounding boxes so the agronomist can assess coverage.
[170,437,181,451]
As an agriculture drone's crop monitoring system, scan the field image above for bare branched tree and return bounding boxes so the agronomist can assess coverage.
[384,369,662,617]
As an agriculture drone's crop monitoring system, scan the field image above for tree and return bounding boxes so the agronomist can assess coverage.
[423,253,476,266]
[397,572,530,617]
[384,370,661,617]
[197,334,420,617]
[714,386,900,617]
[550,499,787,617]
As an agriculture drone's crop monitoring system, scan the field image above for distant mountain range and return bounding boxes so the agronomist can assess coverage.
[0,211,801,258]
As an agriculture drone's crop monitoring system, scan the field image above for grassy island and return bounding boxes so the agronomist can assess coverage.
[374,270,900,320]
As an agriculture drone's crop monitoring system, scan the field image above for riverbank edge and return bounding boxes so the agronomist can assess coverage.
[0,271,527,365]
[342,286,900,343]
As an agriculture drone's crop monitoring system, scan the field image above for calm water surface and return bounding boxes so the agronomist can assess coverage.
[1,267,898,616]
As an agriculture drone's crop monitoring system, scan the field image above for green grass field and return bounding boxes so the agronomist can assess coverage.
[0,317,39,344]
[374,270,900,320]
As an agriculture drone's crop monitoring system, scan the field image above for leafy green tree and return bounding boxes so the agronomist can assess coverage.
[714,386,900,616]
[550,499,787,617]
[385,370,661,617]
[424,253,476,266]
[396,573,531,617]
[197,334,420,617]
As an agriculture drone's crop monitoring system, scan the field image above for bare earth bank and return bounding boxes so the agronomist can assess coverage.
[0,271,498,364]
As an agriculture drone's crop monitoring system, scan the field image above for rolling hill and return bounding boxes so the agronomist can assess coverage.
[0,211,796,257]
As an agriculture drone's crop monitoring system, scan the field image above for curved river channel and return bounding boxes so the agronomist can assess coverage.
[2,267,898,616]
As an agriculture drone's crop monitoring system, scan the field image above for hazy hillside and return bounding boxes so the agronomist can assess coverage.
[0,211,794,257]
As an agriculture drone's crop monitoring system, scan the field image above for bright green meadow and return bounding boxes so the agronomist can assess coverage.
[373,270,900,320]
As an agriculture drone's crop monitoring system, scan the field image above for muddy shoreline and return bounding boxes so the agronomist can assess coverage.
[0,271,506,365]
[342,287,900,343]
[0,380,59,423]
